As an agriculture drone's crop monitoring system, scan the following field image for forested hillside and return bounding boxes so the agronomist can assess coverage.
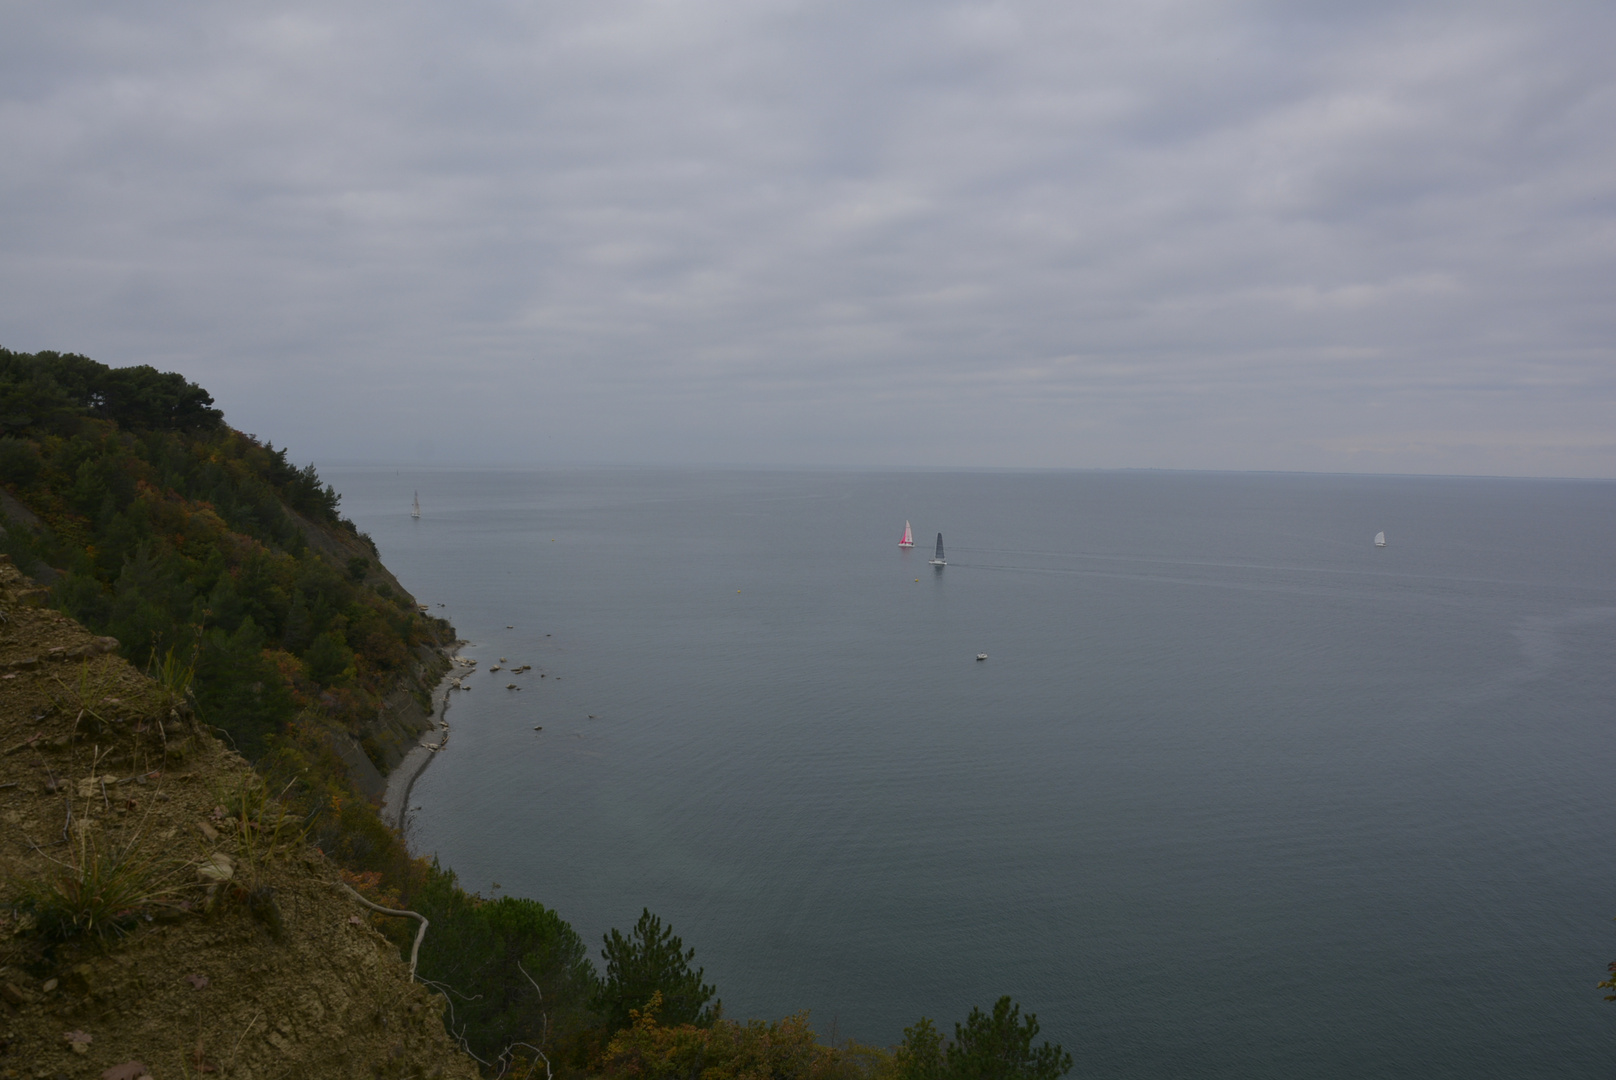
[0,348,447,769]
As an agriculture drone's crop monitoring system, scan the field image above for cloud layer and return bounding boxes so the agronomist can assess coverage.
[3,1,1613,474]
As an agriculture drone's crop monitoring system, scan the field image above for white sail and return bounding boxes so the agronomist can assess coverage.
[1374,531,1385,547]
[899,520,914,548]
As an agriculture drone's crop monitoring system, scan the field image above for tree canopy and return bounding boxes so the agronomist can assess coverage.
[894,999,1073,1080]
[0,348,224,434]
[946,997,1072,1080]
[595,908,718,1031]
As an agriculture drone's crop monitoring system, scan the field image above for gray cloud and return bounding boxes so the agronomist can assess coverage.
[2,0,1613,475]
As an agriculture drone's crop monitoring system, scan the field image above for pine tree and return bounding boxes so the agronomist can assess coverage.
[594,908,717,1030]
[945,997,1072,1080]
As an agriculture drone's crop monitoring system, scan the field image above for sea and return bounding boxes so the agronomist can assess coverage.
[324,467,1616,1078]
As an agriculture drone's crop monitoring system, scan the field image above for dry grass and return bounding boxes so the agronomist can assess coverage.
[13,825,183,942]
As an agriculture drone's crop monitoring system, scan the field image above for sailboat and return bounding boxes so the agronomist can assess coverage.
[412,491,421,520]
[899,521,915,548]
[1374,531,1385,548]
[929,533,946,567]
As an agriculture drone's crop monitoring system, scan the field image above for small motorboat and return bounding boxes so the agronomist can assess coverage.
[976,653,988,661]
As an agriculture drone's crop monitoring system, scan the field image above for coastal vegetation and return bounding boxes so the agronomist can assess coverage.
[0,347,1074,1078]
[596,908,718,1030]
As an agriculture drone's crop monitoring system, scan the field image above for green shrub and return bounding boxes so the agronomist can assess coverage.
[0,435,43,487]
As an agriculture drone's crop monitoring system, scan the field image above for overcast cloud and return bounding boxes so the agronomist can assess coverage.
[2,1,1613,475]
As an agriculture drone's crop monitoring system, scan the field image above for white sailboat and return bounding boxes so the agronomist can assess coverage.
[929,533,946,567]
[412,491,421,519]
[1374,531,1385,548]
[899,521,915,548]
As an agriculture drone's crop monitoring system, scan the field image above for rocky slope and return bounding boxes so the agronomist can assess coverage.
[0,556,480,1079]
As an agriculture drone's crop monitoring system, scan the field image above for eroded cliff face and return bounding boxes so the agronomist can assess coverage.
[0,558,480,1079]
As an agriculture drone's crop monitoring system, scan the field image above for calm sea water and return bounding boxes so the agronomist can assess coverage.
[326,467,1616,1077]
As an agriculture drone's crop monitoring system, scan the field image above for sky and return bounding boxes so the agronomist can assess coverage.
[2,1,1613,476]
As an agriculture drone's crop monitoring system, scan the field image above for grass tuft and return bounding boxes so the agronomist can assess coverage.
[14,832,174,942]
[148,641,197,709]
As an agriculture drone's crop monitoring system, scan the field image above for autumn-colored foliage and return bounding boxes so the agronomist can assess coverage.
[599,993,887,1080]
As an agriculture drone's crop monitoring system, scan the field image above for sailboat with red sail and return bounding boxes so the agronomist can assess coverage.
[899,521,915,548]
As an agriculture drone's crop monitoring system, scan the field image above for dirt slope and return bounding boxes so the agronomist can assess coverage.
[0,557,481,1080]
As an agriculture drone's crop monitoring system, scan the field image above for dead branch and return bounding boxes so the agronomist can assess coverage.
[333,880,429,979]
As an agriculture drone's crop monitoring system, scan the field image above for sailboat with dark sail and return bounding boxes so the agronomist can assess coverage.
[929,533,946,567]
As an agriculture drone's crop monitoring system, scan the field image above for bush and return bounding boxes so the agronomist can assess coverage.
[0,435,43,487]
[599,999,884,1080]
[303,630,356,687]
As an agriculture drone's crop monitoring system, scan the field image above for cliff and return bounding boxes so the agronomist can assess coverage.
[0,555,481,1078]
[0,349,594,1075]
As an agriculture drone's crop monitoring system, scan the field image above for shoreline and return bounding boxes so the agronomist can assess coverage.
[381,641,468,833]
